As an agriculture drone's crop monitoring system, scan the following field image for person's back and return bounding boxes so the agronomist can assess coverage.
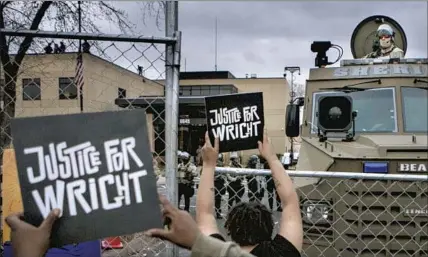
[210,202,300,257]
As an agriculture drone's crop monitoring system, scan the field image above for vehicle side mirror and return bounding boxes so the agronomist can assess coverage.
[285,104,300,137]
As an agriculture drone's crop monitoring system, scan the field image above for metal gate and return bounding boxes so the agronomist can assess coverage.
[0,2,180,257]
[213,167,428,257]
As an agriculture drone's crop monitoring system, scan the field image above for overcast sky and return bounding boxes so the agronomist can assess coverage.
[103,1,427,84]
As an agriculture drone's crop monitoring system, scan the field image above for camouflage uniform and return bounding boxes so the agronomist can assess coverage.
[363,24,404,60]
[178,152,197,212]
[363,44,404,59]
[226,154,245,209]
[246,155,265,203]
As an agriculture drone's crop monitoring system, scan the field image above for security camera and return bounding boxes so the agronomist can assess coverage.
[311,41,332,53]
[311,41,333,68]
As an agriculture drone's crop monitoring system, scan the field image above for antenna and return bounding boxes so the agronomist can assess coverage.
[214,16,218,71]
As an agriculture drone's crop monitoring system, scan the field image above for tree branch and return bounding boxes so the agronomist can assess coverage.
[0,1,11,67]
[14,1,52,65]
[0,1,12,9]
[98,1,134,32]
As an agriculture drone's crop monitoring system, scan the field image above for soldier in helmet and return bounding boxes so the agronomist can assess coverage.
[246,155,265,203]
[177,151,197,212]
[177,150,183,166]
[214,153,226,219]
[363,24,404,59]
[226,153,245,210]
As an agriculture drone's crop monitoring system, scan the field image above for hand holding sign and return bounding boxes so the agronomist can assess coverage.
[205,92,264,152]
[11,110,162,247]
[146,196,201,250]
[6,209,60,257]
[201,132,219,168]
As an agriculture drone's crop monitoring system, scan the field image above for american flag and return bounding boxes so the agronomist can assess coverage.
[75,52,84,90]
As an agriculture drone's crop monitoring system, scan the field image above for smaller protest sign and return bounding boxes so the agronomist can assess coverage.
[205,92,264,152]
[11,110,162,247]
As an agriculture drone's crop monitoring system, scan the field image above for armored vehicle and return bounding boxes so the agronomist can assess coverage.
[285,15,428,257]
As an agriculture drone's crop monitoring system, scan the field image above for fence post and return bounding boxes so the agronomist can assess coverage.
[165,1,180,256]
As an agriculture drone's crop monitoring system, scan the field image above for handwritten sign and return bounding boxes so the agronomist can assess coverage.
[11,110,162,247]
[205,92,264,152]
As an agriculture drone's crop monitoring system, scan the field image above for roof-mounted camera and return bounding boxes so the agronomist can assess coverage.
[316,95,357,142]
[311,41,343,68]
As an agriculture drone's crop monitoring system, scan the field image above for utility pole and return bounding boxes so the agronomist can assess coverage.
[214,17,218,71]
[78,1,83,112]
[284,66,300,163]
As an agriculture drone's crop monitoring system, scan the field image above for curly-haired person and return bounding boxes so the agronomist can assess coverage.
[196,132,303,257]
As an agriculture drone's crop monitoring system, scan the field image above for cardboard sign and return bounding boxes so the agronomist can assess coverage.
[10,110,162,247]
[205,92,264,152]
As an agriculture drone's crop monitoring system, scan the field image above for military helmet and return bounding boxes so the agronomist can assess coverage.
[181,151,191,161]
[218,153,224,161]
[249,154,259,161]
[230,151,239,160]
[177,150,183,160]
[377,24,394,38]
[247,154,259,166]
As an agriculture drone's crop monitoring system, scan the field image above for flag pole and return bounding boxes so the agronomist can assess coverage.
[78,1,83,112]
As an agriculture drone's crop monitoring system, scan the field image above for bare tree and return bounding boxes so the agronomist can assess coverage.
[0,1,164,160]
[140,1,166,30]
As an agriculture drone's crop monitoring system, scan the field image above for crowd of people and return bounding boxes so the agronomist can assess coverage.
[6,132,303,257]
[176,147,286,217]
[43,40,91,54]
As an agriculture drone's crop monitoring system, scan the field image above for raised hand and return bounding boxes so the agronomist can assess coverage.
[145,196,201,249]
[6,209,60,257]
[257,131,278,163]
[201,132,219,168]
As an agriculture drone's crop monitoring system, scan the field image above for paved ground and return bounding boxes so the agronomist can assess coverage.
[102,177,283,257]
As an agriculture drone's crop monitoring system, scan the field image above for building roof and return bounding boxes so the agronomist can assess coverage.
[115,96,206,109]
[20,52,154,83]
[179,71,236,80]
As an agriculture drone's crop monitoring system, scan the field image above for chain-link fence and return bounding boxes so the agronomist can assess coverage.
[201,168,428,257]
[0,3,180,257]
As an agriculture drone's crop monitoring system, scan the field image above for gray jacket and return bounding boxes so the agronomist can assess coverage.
[191,234,256,257]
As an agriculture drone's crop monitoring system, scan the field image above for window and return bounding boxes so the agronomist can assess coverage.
[311,88,397,133]
[191,86,201,96]
[200,87,210,96]
[220,85,235,95]
[118,88,127,98]
[401,87,427,132]
[22,78,41,100]
[179,85,238,96]
[180,87,191,96]
[209,85,220,95]
[59,77,77,100]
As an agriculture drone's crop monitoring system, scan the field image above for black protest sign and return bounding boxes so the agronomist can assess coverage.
[205,92,264,153]
[11,110,162,247]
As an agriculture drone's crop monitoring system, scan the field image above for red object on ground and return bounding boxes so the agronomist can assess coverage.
[101,237,123,249]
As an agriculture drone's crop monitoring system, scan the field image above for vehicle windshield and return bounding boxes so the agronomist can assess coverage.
[311,87,397,133]
[401,87,428,132]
